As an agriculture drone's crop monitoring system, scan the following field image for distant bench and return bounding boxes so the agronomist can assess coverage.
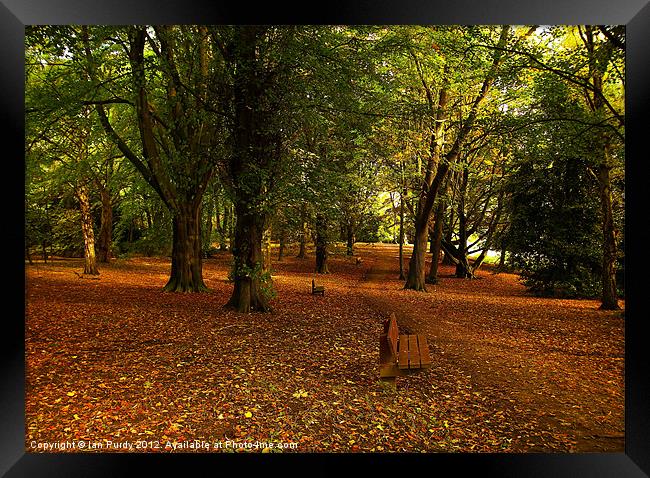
[312,279,325,296]
[379,313,431,385]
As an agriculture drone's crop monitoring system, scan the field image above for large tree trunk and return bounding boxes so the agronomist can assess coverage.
[315,213,329,274]
[96,187,113,263]
[75,184,99,275]
[163,203,207,292]
[404,225,429,291]
[226,207,270,312]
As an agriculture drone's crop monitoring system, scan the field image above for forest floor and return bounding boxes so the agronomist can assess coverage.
[25,243,625,453]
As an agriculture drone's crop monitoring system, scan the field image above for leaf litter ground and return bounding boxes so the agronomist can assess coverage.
[25,244,624,453]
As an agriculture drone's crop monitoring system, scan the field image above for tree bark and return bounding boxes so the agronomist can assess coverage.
[163,203,207,292]
[398,188,406,280]
[75,184,99,275]
[278,230,286,261]
[597,146,620,309]
[346,222,355,256]
[226,207,270,312]
[427,198,445,284]
[455,164,474,278]
[297,204,307,258]
[315,213,329,274]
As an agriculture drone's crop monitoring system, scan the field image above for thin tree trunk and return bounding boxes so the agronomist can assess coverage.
[455,165,473,278]
[398,188,405,280]
[427,198,445,284]
[583,27,620,310]
[26,243,33,265]
[75,184,99,275]
[498,244,507,269]
[598,148,620,309]
[297,204,307,259]
[346,222,355,256]
[203,195,214,256]
[315,213,329,274]
[278,229,286,261]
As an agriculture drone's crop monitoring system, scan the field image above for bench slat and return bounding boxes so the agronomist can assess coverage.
[418,335,432,368]
[408,335,420,369]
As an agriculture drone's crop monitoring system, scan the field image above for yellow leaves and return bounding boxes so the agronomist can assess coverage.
[66,391,76,397]
[292,390,308,398]
[244,411,253,418]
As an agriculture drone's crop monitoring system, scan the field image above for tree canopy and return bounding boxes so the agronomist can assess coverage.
[26,24,625,308]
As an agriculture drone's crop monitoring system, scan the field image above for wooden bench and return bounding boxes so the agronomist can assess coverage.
[312,279,325,296]
[379,313,431,385]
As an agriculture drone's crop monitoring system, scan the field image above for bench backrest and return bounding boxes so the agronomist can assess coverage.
[385,313,399,359]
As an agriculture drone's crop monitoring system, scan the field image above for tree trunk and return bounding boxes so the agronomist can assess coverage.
[220,202,230,251]
[455,166,474,279]
[226,207,270,313]
[427,199,445,284]
[96,187,113,263]
[398,188,405,280]
[163,203,207,292]
[404,225,429,291]
[583,27,620,311]
[278,232,285,261]
[75,184,99,275]
[315,213,329,274]
[346,222,355,256]
[598,151,620,309]
[297,228,306,259]
[297,204,307,259]
[26,243,33,265]
[498,240,507,269]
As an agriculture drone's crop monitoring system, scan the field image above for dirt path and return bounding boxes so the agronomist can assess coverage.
[353,244,625,452]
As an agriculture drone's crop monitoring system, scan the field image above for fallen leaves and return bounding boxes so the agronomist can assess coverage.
[24,245,624,453]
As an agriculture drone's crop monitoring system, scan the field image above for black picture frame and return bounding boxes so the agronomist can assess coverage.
[4,0,648,476]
